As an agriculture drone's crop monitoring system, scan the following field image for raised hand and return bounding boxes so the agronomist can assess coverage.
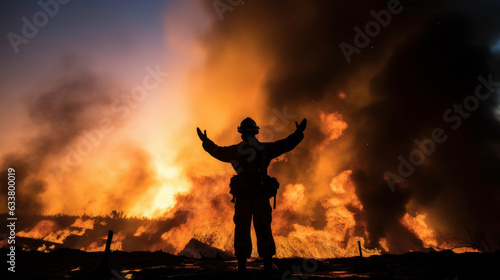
[295,118,307,133]
[197,127,208,142]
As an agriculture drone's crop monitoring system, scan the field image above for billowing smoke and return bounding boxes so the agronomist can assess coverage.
[195,0,500,253]
[349,13,500,252]
[3,0,500,256]
[1,64,112,213]
[0,60,160,216]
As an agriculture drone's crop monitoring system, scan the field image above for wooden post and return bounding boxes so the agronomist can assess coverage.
[105,230,114,253]
[93,230,114,277]
[358,241,363,258]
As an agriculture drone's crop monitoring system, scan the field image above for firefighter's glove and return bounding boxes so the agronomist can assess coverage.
[197,127,208,142]
[295,118,307,133]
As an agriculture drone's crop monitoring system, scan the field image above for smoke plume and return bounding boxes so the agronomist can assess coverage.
[196,0,500,253]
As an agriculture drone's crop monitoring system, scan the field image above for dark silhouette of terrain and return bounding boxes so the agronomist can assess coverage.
[1,247,498,279]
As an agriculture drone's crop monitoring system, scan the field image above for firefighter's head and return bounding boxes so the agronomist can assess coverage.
[238,117,259,139]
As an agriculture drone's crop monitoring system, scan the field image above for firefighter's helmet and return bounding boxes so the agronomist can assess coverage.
[237,117,260,134]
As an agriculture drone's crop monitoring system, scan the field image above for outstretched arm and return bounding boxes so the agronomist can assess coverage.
[269,118,307,158]
[196,127,235,162]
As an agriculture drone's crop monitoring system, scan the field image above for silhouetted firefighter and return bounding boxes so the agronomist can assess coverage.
[197,117,307,273]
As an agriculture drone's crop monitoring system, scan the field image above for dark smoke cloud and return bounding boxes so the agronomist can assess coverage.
[1,65,114,214]
[202,0,500,252]
[0,59,158,215]
[350,13,500,252]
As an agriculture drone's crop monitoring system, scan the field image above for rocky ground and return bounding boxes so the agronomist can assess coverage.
[1,247,499,280]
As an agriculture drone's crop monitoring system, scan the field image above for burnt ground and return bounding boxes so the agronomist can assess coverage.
[1,248,499,280]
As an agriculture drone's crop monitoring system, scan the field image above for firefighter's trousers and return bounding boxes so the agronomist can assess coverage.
[233,196,276,258]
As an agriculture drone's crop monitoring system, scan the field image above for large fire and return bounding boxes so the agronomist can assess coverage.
[0,1,485,258]
[6,103,450,257]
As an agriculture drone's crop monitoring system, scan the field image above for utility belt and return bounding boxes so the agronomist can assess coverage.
[229,173,280,208]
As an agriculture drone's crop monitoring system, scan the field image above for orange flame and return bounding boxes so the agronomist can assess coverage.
[6,1,465,258]
[401,213,438,248]
[18,220,70,244]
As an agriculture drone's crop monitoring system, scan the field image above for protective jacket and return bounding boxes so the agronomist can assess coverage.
[201,131,304,178]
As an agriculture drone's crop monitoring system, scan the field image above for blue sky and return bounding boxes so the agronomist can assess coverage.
[1,0,172,87]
